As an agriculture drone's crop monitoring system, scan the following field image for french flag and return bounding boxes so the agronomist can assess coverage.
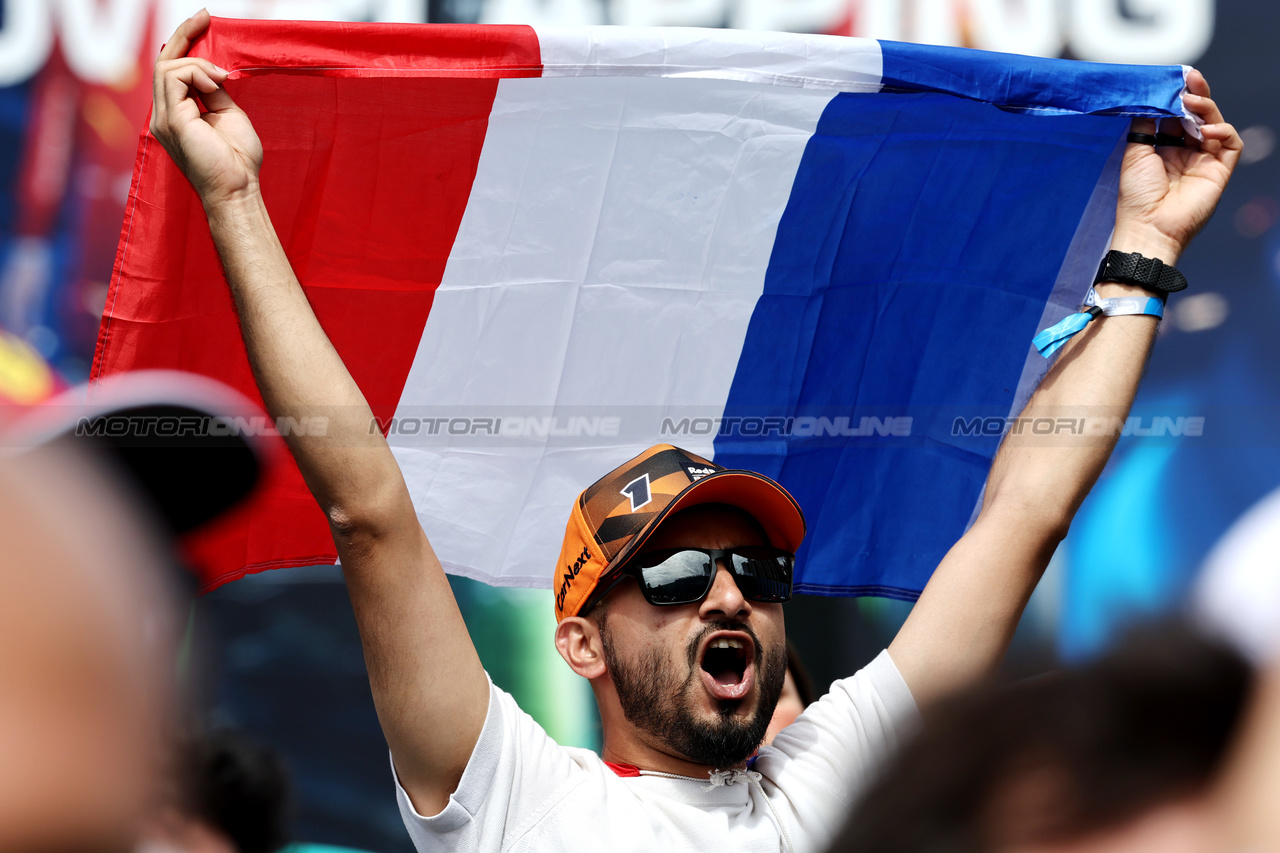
[92,18,1189,596]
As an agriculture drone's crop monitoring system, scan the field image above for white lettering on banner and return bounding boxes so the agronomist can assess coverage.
[57,0,151,84]
[177,0,424,23]
[0,0,431,87]
[0,0,53,87]
[0,0,1217,86]
[157,0,427,49]
[1070,0,1214,65]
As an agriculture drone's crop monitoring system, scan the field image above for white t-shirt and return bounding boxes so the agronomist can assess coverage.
[395,650,918,853]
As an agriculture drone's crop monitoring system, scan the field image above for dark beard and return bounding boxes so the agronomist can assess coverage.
[601,618,788,768]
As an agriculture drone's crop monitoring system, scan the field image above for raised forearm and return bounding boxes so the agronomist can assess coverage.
[205,189,488,807]
[150,13,490,815]
[982,67,1240,537]
[981,234,1175,534]
[884,72,1239,706]
[204,190,401,528]
[891,288,1161,704]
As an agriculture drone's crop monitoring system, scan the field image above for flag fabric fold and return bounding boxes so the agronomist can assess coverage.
[92,18,1189,596]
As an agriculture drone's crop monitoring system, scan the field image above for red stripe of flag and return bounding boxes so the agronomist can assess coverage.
[93,19,542,590]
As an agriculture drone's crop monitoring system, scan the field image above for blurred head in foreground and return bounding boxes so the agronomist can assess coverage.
[142,730,293,853]
[829,624,1252,853]
[0,447,179,853]
[1,331,271,853]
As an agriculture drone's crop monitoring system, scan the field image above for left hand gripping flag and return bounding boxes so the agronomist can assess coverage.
[93,19,1191,595]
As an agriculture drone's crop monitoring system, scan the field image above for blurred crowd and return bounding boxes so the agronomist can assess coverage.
[3,344,1279,853]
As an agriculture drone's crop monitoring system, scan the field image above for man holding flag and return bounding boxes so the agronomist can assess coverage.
[149,9,1239,852]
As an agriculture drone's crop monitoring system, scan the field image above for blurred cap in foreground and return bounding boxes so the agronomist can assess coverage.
[0,326,275,852]
[2,325,271,537]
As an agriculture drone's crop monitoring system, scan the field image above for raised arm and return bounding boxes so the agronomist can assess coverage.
[150,12,487,814]
[889,71,1242,706]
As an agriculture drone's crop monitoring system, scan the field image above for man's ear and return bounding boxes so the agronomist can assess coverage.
[555,616,607,680]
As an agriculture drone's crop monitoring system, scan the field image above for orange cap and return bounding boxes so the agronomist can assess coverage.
[553,444,806,621]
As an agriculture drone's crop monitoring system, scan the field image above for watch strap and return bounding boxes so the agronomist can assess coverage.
[1094,250,1188,295]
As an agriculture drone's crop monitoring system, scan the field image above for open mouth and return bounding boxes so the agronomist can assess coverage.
[698,632,755,702]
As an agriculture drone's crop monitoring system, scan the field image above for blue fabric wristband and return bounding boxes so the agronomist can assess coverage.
[1032,287,1165,358]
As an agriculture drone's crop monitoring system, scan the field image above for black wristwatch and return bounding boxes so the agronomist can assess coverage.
[1094,250,1188,297]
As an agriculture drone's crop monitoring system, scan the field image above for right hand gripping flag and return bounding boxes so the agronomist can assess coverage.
[92,19,1191,595]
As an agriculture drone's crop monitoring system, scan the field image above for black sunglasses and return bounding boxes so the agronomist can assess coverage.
[595,546,795,609]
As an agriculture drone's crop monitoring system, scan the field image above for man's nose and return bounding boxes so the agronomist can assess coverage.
[699,561,751,619]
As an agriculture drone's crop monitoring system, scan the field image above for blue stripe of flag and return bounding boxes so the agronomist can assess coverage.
[714,91,1128,598]
[877,40,1188,117]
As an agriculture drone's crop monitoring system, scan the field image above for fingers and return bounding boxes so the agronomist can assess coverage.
[1202,121,1244,173]
[1169,74,1227,161]
[1132,70,1221,145]
[165,62,222,102]
[1185,68,1211,100]
[151,57,230,137]
[155,57,228,104]
[1201,123,1242,145]
[1183,71,1224,137]
[1184,91,1225,128]
[152,10,229,141]
[1129,117,1157,137]
[1178,72,1240,172]
[198,83,239,115]
[159,8,211,62]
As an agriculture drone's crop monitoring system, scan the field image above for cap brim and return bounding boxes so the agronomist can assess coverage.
[8,371,270,535]
[590,468,806,606]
